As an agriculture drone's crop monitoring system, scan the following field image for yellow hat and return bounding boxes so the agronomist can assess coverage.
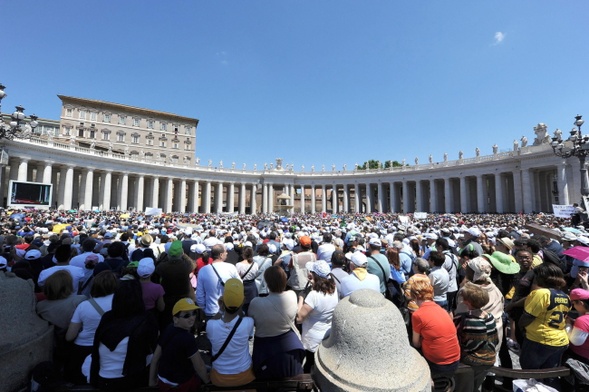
[223,278,244,309]
[172,298,199,315]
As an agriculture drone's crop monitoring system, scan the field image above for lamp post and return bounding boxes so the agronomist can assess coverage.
[551,115,589,200]
[0,83,38,140]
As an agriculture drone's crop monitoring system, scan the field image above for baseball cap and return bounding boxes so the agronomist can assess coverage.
[368,238,382,247]
[306,260,331,279]
[223,278,244,309]
[571,288,589,301]
[24,249,42,260]
[137,258,155,278]
[299,236,312,247]
[172,298,199,315]
[350,252,368,267]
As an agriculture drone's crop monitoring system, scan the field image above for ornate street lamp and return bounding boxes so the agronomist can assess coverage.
[0,83,38,140]
[551,114,589,198]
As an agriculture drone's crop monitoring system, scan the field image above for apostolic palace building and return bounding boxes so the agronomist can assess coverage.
[0,95,583,215]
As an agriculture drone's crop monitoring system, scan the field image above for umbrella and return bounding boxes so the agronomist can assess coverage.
[563,246,589,262]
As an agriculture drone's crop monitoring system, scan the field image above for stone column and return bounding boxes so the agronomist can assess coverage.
[135,175,144,212]
[17,159,28,182]
[321,185,327,213]
[332,184,338,213]
[215,182,223,213]
[402,181,410,213]
[151,177,159,209]
[521,168,533,213]
[389,182,396,213]
[343,184,349,213]
[290,184,295,211]
[83,169,93,210]
[415,181,423,212]
[354,183,360,213]
[365,183,372,213]
[178,179,187,213]
[63,166,74,210]
[444,178,452,213]
[300,185,306,214]
[429,179,437,213]
[35,163,43,183]
[459,176,468,213]
[262,183,268,213]
[476,175,485,213]
[102,171,112,211]
[227,182,235,213]
[203,181,211,213]
[165,178,173,212]
[239,183,246,214]
[495,172,504,213]
[311,185,316,214]
[377,182,384,212]
[251,183,257,213]
[190,180,200,213]
[42,162,52,184]
[119,173,129,211]
[558,161,569,206]
[268,184,274,212]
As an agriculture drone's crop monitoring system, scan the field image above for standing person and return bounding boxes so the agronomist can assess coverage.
[519,263,571,388]
[248,266,304,380]
[253,243,273,297]
[196,244,240,319]
[37,244,85,293]
[235,246,258,315]
[428,251,450,310]
[366,238,390,296]
[296,260,338,373]
[149,298,210,391]
[65,271,118,384]
[137,258,165,314]
[409,279,461,390]
[206,279,256,387]
[316,233,336,263]
[90,278,159,391]
[286,236,316,296]
[339,252,380,298]
[330,250,349,295]
[565,288,589,364]
[436,238,459,312]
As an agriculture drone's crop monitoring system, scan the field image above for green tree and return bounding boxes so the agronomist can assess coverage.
[357,159,381,170]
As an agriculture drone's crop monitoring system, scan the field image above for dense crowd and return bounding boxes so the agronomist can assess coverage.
[3,208,589,391]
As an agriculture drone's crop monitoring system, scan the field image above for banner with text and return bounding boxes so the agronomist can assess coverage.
[552,204,574,218]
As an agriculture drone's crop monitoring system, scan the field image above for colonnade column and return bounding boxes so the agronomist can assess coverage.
[459,177,467,213]
[495,173,504,213]
[239,183,246,214]
[365,183,372,213]
[444,178,452,213]
[227,182,235,213]
[166,178,174,212]
[262,183,268,213]
[332,184,338,213]
[430,179,437,213]
[476,175,485,213]
[136,175,144,212]
[300,186,305,214]
[321,185,327,213]
[119,173,129,211]
[268,184,274,212]
[343,185,349,213]
[389,182,396,213]
[17,159,28,182]
[215,182,223,213]
[151,177,159,209]
[310,185,316,214]
[558,161,570,205]
[251,184,257,214]
[42,162,53,184]
[83,169,94,210]
[63,166,74,210]
[203,181,211,213]
[190,181,200,213]
[415,181,423,212]
[178,179,187,213]
[402,181,410,213]
[521,169,533,213]
[354,184,360,213]
[377,183,384,212]
[290,185,295,210]
[102,171,112,211]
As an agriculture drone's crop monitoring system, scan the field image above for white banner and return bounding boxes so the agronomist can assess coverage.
[414,212,427,220]
[145,207,163,216]
[552,204,575,218]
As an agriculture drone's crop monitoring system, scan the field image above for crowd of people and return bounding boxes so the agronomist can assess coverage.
[3,207,589,391]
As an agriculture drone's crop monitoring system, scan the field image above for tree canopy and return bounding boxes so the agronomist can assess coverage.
[357,159,404,170]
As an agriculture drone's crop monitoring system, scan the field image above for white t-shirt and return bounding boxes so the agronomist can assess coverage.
[70,252,105,268]
[302,289,339,352]
[98,338,129,378]
[71,294,114,346]
[206,316,254,375]
[38,265,85,293]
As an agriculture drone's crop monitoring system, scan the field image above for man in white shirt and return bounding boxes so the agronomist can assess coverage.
[317,233,336,263]
[70,239,104,268]
[37,244,85,293]
[196,244,241,318]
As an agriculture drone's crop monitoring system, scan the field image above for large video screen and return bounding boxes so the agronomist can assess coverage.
[8,180,52,209]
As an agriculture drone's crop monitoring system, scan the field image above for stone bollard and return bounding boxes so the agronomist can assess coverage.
[313,289,431,391]
[0,272,53,392]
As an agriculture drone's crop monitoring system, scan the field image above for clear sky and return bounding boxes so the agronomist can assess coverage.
[2,1,589,171]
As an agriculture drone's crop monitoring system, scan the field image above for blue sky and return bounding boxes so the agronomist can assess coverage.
[2,1,589,171]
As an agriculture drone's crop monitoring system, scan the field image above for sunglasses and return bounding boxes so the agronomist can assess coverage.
[178,311,197,319]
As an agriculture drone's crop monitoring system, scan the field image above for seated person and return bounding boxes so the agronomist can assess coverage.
[206,279,255,387]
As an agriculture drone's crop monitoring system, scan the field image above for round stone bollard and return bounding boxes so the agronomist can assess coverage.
[0,272,53,392]
[313,289,431,391]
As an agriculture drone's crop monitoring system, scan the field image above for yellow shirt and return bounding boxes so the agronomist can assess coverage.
[524,288,571,347]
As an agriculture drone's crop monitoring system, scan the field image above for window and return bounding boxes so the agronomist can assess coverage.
[131,133,140,144]
[185,125,192,135]
[118,115,126,125]
[89,130,96,139]
[146,152,153,159]
[133,118,140,127]
[160,153,166,161]
[63,126,71,136]
[103,113,111,123]
[130,150,139,159]
[171,155,179,164]
[147,119,154,129]
[173,142,179,149]
[78,128,84,138]
[160,122,167,131]
[90,112,97,121]
[160,140,167,148]
[117,131,125,142]
[102,130,111,141]
[183,156,191,164]
[66,108,73,117]
[184,138,192,151]
[79,110,86,120]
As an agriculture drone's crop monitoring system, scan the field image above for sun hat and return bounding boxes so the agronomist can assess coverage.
[306,260,331,279]
[497,237,514,250]
[172,298,199,315]
[484,252,520,275]
[140,234,152,247]
[467,257,493,283]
